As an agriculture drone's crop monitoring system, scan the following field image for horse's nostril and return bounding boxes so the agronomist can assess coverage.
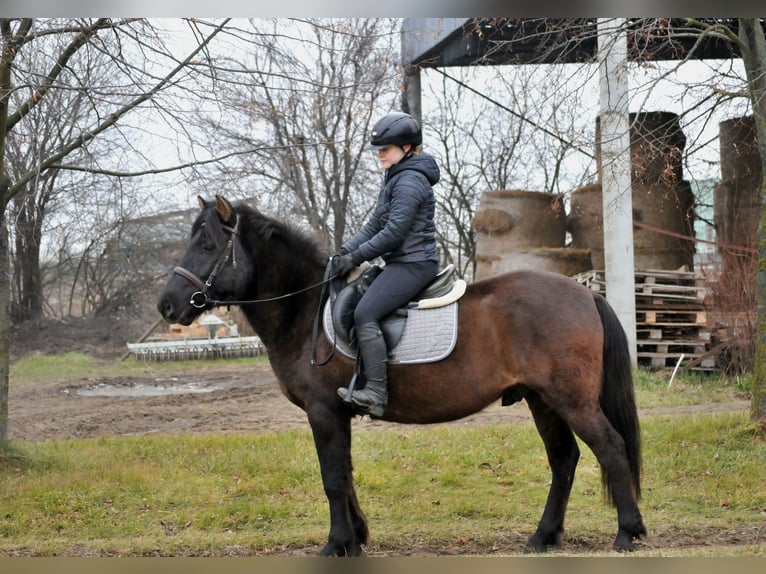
[158,298,175,321]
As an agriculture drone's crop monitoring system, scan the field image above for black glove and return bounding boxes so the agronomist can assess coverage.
[331,253,358,277]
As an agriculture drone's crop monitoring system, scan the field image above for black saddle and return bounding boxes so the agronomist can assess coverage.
[331,264,457,351]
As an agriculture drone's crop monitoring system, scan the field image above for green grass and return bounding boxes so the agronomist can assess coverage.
[10,352,270,383]
[2,359,761,556]
[633,368,750,409]
[2,410,764,556]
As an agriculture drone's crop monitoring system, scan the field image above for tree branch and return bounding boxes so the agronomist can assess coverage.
[5,18,117,132]
[50,140,344,177]
[7,18,232,199]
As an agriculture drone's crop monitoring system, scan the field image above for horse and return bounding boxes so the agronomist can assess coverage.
[157,195,646,556]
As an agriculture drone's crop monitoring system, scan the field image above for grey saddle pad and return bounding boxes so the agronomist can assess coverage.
[322,300,458,365]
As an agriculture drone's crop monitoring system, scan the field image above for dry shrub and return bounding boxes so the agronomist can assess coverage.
[707,248,756,375]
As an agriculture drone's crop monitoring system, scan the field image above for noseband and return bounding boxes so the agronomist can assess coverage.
[173,218,239,309]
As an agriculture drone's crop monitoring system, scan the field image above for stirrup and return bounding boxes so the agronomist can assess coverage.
[339,372,358,406]
[336,384,386,417]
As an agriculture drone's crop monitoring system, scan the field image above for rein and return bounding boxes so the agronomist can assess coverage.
[203,275,336,307]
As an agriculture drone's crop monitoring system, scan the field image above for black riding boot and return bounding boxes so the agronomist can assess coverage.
[337,322,388,417]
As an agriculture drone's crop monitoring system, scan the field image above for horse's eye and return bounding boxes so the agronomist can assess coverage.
[196,228,217,253]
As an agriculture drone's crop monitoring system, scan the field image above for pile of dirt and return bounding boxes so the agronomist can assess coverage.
[10,313,151,361]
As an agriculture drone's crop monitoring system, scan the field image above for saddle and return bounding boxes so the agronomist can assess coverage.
[329,263,466,353]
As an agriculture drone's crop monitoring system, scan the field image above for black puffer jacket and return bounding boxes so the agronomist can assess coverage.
[341,153,440,264]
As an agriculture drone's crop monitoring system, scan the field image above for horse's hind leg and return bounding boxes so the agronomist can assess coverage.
[566,409,646,551]
[525,392,580,552]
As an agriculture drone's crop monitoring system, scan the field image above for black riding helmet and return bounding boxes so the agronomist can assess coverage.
[365,112,422,150]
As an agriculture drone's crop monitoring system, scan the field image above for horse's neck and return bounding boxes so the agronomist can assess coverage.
[242,256,325,348]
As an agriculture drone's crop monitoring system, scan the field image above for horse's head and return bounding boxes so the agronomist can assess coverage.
[157,195,253,326]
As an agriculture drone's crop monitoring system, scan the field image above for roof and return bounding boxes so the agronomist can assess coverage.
[402,18,750,68]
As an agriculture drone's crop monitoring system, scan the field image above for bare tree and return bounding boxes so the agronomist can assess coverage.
[647,18,766,430]
[4,33,111,321]
[188,18,403,251]
[0,17,232,440]
[736,18,766,431]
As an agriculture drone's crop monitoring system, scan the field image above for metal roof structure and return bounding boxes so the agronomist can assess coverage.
[399,18,748,118]
[402,18,744,70]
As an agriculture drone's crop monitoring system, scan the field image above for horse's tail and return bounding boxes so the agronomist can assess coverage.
[592,292,642,503]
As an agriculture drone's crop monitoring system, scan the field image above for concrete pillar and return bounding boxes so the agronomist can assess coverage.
[598,18,637,366]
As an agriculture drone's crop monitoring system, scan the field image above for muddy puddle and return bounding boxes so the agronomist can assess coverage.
[72,378,222,398]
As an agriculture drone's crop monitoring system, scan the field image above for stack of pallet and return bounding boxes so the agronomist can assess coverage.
[573,269,714,370]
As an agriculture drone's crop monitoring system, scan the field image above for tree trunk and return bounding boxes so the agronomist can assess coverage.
[0,217,9,440]
[12,191,45,321]
[0,20,16,442]
[739,18,766,432]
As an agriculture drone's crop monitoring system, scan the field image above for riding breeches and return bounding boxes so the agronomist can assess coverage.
[353,260,439,327]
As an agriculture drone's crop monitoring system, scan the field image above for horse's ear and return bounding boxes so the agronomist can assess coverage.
[214,195,235,224]
[197,195,206,210]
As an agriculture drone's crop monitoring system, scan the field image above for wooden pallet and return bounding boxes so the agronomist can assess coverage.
[574,268,707,303]
[636,308,707,326]
[573,268,716,370]
[637,327,710,342]
[637,350,717,369]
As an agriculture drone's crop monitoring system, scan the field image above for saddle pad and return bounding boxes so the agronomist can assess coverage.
[322,300,458,365]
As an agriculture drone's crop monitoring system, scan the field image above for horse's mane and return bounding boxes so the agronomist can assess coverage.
[231,201,329,268]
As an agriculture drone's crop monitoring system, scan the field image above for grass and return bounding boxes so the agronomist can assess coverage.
[10,352,270,383]
[2,412,765,556]
[632,368,752,409]
[2,358,762,556]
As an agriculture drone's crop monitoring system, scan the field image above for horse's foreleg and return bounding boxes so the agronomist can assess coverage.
[308,406,369,556]
[525,393,580,552]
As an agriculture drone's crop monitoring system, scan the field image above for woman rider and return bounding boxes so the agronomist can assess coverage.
[332,111,441,417]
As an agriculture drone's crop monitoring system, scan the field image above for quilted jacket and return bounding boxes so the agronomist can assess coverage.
[341,153,440,265]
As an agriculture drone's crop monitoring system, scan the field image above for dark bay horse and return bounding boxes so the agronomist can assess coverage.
[157,195,646,555]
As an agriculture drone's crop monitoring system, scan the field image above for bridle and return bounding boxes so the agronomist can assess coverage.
[173,218,240,309]
[171,211,341,365]
[172,214,339,309]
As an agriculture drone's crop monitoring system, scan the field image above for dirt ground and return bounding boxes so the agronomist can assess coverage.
[5,315,762,556]
[7,316,751,441]
[7,359,753,442]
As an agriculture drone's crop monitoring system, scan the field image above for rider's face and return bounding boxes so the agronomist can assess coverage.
[377,144,409,169]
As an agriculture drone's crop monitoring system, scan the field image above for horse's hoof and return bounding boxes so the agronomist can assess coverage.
[526,527,562,553]
[319,543,341,557]
[525,535,557,553]
[613,530,642,552]
[613,540,636,552]
[319,541,365,557]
